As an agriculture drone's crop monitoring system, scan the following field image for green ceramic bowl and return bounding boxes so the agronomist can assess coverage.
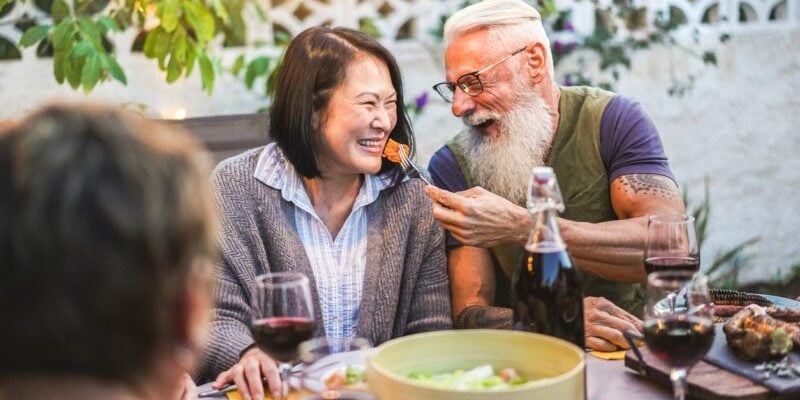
[365,329,585,400]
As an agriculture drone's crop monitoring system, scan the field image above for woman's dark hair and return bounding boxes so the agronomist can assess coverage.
[270,26,414,182]
[0,103,218,384]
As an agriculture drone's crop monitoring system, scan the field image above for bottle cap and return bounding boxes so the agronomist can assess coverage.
[527,167,565,213]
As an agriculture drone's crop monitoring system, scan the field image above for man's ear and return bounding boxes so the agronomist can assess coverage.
[523,42,549,84]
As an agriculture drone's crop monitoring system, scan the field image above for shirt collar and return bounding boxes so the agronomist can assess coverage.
[254,143,391,212]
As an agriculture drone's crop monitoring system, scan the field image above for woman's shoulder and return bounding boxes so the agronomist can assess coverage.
[212,146,266,179]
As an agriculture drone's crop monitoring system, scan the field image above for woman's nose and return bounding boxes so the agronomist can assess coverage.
[371,107,392,132]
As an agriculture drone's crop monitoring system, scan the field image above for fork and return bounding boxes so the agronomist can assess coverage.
[397,144,432,185]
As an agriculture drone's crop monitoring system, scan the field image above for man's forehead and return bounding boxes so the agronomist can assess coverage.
[444,30,500,79]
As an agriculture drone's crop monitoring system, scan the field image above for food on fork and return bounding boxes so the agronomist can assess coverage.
[382,138,410,163]
[724,304,800,361]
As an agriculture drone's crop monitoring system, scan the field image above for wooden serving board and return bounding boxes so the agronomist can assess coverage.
[624,347,769,400]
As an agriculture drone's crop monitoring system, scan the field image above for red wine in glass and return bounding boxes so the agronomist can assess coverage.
[644,256,700,274]
[642,270,714,400]
[644,315,714,367]
[252,317,315,362]
[251,272,315,399]
[644,215,700,276]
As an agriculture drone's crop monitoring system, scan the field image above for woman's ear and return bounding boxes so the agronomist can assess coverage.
[524,42,549,84]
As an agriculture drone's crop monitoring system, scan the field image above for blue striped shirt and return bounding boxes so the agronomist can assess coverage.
[253,143,391,338]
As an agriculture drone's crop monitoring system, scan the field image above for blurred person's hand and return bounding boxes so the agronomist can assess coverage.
[213,347,281,400]
[584,296,644,352]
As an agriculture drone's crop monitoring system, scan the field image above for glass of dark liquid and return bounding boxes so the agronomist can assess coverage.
[643,270,714,400]
[644,214,700,274]
[251,272,316,399]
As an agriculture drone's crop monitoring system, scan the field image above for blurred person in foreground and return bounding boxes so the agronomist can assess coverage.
[0,103,218,400]
[200,26,451,399]
[425,0,684,351]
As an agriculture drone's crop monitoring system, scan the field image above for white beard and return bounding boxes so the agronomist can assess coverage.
[459,93,555,206]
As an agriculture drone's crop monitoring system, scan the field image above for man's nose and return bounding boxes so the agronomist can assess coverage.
[451,89,476,117]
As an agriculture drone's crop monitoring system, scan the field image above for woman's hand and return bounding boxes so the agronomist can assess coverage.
[213,347,281,400]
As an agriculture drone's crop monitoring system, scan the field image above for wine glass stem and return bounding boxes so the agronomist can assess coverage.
[278,362,292,400]
[669,367,688,400]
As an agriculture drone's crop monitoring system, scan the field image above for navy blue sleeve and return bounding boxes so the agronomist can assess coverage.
[427,146,468,248]
[599,96,675,183]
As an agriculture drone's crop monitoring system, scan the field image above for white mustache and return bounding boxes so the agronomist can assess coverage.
[462,111,501,127]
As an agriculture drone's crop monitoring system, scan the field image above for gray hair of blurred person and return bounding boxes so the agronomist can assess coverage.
[0,103,217,393]
[443,0,555,81]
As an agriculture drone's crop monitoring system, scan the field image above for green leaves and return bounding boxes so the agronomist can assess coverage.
[14,0,242,95]
[102,53,127,84]
[197,49,214,93]
[29,17,128,91]
[183,0,215,42]
[51,19,75,51]
[19,25,51,47]
[244,56,269,89]
[81,53,101,92]
[137,0,223,92]
[159,0,181,32]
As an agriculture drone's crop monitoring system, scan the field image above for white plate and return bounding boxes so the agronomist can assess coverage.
[762,294,800,309]
[300,349,372,392]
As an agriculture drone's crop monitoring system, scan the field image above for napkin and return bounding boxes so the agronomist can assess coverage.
[227,391,303,400]
[589,349,628,360]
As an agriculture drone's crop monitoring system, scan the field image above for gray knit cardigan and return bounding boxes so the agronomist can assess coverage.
[198,148,452,382]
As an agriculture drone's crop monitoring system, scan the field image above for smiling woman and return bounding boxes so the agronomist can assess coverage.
[199,26,452,400]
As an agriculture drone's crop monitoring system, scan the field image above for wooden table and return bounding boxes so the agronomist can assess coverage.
[197,354,672,400]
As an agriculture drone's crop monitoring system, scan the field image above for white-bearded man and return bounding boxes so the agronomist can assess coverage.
[424,0,684,351]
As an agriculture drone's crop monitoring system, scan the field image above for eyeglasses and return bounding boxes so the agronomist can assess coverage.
[432,45,528,103]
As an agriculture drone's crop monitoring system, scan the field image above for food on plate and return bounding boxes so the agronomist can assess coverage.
[710,289,800,322]
[724,304,800,361]
[711,289,773,317]
[382,139,409,163]
[766,306,800,323]
[407,364,532,390]
[322,364,367,390]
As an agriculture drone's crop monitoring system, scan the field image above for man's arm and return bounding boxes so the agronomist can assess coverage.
[560,173,684,283]
[448,246,513,329]
[425,172,683,283]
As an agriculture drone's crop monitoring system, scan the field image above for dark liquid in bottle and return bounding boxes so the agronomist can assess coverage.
[512,250,585,348]
[251,317,314,362]
[644,256,700,274]
[644,315,714,367]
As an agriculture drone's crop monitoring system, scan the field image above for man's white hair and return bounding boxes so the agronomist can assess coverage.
[443,0,555,79]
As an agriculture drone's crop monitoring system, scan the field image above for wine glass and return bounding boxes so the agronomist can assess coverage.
[644,214,700,274]
[643,270,714,400]
[251,272,316,399]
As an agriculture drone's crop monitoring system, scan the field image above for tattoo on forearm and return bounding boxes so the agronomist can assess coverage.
[614,174,681,200]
